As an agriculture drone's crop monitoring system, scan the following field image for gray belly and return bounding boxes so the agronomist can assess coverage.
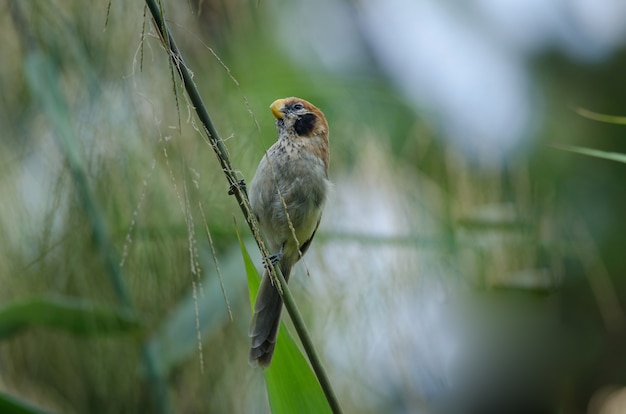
[250,155,328,250]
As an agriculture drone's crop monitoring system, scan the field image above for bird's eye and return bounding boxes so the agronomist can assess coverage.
[292,103,304,111]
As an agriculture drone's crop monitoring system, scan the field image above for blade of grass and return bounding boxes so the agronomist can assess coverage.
[574,107,626,125]
[551,143,626,164]
[235,225,332,414]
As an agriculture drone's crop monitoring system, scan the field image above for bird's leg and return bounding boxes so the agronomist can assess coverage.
[227,179,246,196]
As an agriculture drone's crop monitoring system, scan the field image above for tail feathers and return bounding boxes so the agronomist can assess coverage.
[248,269,288,367]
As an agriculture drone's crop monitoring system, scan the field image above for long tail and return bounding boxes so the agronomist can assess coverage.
[249,267,290,367]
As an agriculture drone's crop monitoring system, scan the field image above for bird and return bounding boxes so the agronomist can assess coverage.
[248,97,330,367]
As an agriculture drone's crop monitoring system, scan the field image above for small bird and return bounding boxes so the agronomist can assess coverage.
[248,97,330,367]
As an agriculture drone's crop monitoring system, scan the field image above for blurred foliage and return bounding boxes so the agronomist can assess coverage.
[0,296,141,339]
[1,0,626,413]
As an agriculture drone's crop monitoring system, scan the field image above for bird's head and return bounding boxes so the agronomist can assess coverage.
[270,97,329,139]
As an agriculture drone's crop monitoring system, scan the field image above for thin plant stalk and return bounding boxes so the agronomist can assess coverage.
[143,1,343,412]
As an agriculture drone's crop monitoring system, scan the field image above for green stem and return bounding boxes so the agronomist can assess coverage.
[143,1,343,412]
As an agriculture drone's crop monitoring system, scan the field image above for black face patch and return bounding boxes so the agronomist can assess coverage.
[293,113,317,136]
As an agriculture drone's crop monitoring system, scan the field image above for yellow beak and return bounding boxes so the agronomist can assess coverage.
[270,99,286,119]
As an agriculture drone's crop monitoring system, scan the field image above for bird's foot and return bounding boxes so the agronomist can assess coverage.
[263,251,283,268]
[228,179,246,196]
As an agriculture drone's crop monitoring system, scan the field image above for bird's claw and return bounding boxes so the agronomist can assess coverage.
[228,179,246,196]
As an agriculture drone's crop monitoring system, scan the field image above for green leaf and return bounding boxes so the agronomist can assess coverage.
[0,392,54,414]
[574,107,626,125]
[0,296,141,340]
[551,144,626,164]
[235,226,331,414]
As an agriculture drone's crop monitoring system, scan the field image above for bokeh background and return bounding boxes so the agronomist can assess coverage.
[2,0,626,413]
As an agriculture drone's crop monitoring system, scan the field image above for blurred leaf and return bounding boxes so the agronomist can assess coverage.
[24,52,81,171]
[0,392,54,414]
[0,296,141,340]
[147,241,245,376]
[574,107,626,125]
[551,144,626,164]
[236,226,331,414]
